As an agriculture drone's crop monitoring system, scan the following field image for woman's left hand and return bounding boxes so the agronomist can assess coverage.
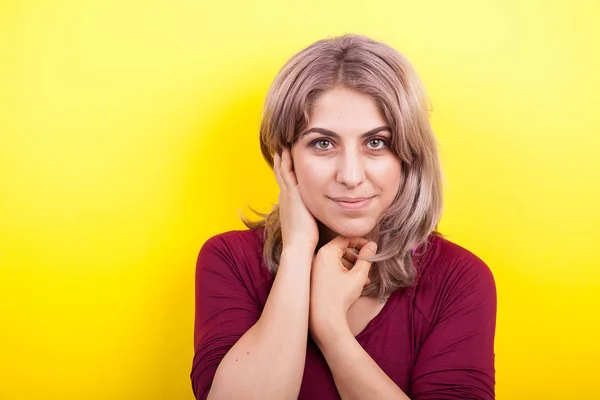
[309,236,378,344]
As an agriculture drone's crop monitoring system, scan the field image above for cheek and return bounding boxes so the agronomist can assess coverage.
[374,159,402,192]
[295,160,328,187]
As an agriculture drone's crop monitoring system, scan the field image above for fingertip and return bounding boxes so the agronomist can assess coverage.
[330,235,350,250]
[280,149,288,166]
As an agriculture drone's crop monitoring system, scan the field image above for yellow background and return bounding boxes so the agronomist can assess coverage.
[1,1,598,399]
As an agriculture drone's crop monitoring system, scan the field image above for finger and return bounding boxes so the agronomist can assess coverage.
[326,236,351,257]
[326,236,370,259]
[343,247,359,265]
[280,148,298,187]
[364,277,372,287]
[351,241,377,279]
[341,257,353,270]
[345,238,370,261]
[273,152,284,189]
[346,237,371,250]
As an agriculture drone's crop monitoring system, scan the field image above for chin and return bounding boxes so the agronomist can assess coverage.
[322,219,376,239]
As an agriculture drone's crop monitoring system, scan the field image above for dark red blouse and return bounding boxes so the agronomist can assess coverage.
[191,228,496,399]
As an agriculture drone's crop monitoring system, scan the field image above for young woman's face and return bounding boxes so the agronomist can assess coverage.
[291,86,402,242]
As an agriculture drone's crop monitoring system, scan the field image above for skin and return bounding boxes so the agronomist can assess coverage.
[277,86,410,398]
[205,86,409,400]
[291,85,402,245]
[282,84,405,330]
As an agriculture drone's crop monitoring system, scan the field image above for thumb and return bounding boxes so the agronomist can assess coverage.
[351,242,377,279]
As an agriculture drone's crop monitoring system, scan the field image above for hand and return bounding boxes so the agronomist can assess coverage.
[309,236,378,343]
[273,147,319,251]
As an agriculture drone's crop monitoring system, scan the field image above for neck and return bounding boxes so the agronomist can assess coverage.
[316,222,334,252]
[315,221,378,252]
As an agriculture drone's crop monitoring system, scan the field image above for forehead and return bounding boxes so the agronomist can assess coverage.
[307,87,388,134]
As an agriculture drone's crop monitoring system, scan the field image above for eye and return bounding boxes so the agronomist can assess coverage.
[311,139,334,151]
[367,138,387,151]
[308,136,390,152]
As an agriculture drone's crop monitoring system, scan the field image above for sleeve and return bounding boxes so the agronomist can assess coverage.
[190,235,262,400]
[410,256,497,400]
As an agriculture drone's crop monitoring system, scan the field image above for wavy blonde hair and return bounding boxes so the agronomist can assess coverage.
[241,34,444,300]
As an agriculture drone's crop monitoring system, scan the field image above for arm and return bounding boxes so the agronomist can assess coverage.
[314,318,410,400]
[312,253,496,400]
[308,238,410,399]
[191,237,313,400]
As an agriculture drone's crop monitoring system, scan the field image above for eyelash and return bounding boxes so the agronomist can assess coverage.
[309,137,390,153]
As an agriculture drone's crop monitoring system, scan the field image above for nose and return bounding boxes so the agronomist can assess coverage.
[336,150,366,188]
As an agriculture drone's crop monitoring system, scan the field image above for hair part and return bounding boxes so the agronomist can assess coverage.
[241,34,444,301]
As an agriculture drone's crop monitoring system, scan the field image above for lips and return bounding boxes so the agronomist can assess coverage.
[329,196,374,211]
[330,197,372,202]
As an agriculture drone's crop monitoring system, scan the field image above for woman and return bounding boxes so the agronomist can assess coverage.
[191,34,496,400]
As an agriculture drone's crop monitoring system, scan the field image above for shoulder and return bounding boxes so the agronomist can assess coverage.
[196,227,271,287]
[411,234,497,321]
[416,234,495,287]
[200,227,265,259]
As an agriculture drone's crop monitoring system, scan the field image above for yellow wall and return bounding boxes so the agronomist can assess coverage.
[1,1,598,399]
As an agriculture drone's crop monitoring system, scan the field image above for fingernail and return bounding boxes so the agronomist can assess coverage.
[368,243,377,251]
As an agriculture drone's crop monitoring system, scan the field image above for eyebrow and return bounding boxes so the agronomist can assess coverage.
[300,126,391,139]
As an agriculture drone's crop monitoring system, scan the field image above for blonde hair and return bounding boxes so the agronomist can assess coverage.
[242,34,444,300]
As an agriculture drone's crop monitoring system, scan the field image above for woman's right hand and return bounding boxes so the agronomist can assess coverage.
[273,147,319,252]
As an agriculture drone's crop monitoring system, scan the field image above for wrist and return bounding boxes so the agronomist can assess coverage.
[282,243,316,259]
[311,313,349,348]
[279,247,314,273]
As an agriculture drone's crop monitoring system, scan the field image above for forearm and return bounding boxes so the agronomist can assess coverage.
[316,319,410,400]
[208,247,312,400]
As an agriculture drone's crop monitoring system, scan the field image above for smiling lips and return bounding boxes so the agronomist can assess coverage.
[329,196,374,211]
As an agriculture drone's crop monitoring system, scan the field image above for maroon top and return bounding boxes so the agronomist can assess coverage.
[191,228,496,399]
